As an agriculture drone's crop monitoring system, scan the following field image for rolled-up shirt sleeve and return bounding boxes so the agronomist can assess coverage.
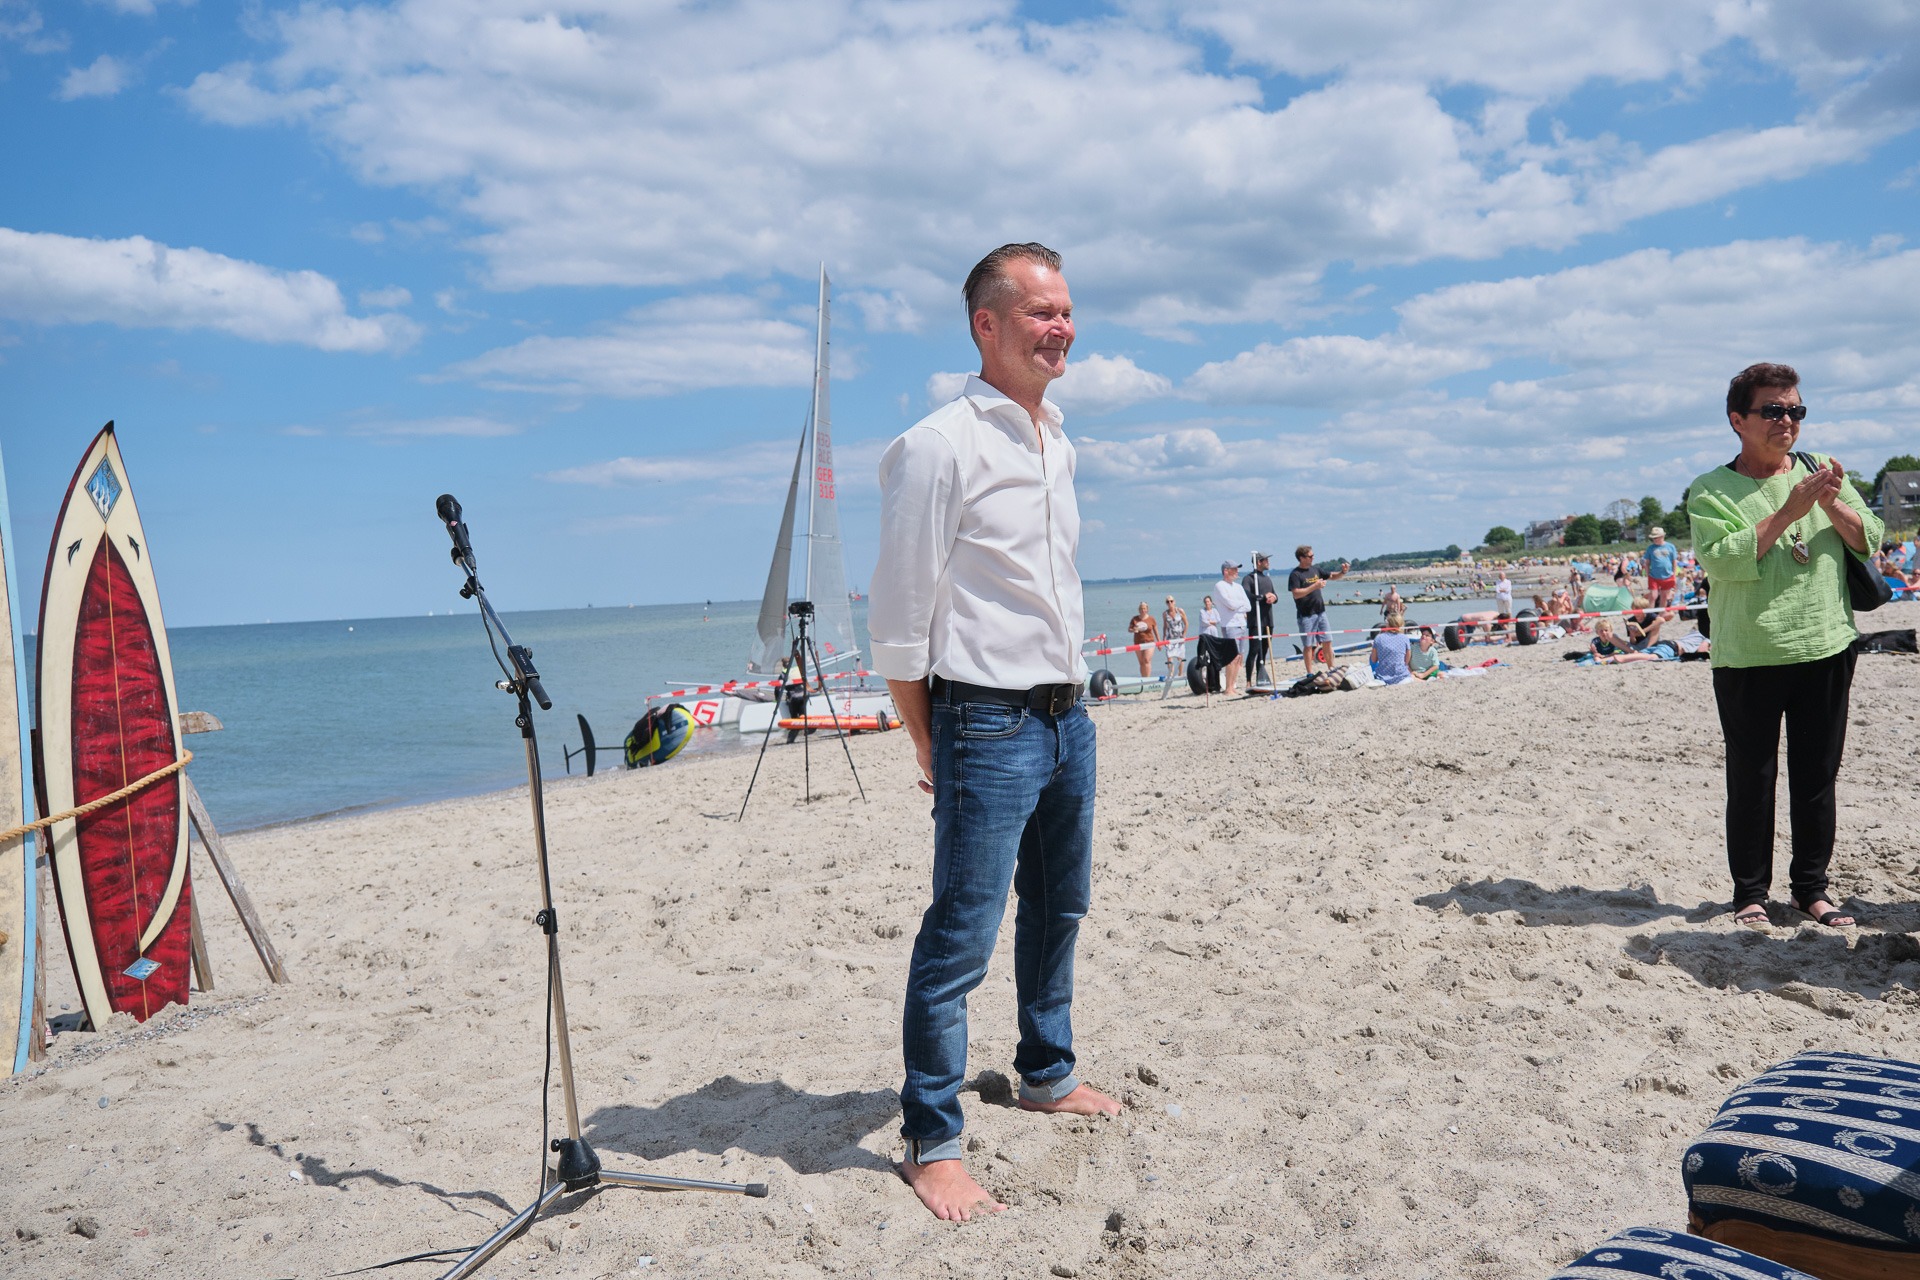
[1687,486,1760,583]
[868,428,961,681]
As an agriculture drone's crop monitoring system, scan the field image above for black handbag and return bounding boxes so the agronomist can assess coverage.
[1792,453,1892,613]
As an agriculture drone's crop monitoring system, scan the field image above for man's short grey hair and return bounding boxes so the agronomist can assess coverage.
[962,243,1062,347]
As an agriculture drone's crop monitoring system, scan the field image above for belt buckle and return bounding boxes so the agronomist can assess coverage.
[1044,684,1072,716]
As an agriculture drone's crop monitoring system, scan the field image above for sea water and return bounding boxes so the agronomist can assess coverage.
[138,579,1492,832]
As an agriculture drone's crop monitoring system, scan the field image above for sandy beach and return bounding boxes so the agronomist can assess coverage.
[4,602,1918,1280]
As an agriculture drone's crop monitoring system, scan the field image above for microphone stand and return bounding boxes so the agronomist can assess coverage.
[430,496,765,1280]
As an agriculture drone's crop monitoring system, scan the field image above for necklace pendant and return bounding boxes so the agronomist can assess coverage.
[1791,533,1810,565]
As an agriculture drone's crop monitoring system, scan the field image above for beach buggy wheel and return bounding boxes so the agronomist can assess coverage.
[1515,608,1539,646]
[1442,622,1467,651]
[1088,669,1118,699]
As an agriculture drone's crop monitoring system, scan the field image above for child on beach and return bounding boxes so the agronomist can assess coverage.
[1588,619,1629,660]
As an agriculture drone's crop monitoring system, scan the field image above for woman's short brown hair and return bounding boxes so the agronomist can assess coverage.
[1727,362,1799,419]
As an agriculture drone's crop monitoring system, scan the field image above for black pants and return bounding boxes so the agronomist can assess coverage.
[1245,621,1270,678]
[1711,648,1855,909]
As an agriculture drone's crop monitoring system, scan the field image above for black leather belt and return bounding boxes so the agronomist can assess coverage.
[931,675,1081,716]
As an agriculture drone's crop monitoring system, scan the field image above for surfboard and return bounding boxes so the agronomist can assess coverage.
[775,715,901,732]
[36,424,191,1027]
[0,444,41,1071]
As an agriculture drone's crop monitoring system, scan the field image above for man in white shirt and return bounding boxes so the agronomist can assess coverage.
[1213,560,1251,696]
[1495,571,1513,616]
[869,243,1120,1223]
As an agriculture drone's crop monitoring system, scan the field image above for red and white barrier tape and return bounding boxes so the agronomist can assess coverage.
[646,668,878,702]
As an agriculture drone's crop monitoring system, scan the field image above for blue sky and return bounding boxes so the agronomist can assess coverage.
[2,0,1918,627]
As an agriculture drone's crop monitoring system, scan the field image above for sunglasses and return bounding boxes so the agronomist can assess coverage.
[1754,402,1808,422]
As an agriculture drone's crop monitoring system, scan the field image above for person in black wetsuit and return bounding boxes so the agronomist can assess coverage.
[1242,552,1279,685]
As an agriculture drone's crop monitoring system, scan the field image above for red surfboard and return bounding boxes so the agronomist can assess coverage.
[35,424,190,1026]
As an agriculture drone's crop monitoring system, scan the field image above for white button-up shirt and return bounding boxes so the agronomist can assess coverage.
[869,374,1087,688]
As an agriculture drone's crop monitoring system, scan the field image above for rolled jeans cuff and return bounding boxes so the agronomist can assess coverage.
[904,1136,965,1165]
[1019,1072,1080,1105]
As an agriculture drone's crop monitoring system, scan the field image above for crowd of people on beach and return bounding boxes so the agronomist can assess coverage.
[1118,547,1352,696]
[1111,526,1743,690]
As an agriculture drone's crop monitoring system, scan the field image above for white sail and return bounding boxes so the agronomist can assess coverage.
[802,267,858,666]
[748,416,808,675]
[745,265,858,676]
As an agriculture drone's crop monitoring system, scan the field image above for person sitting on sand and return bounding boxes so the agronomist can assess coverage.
[1370,612,1415,684]
[1623,594,1665,649]
[1589,619,1631,660]
[1126,602,1158,677]
[1408,624,1445,679]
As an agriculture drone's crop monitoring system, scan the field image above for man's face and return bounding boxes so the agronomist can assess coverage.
[1297,552,1313,569]
[1224,566,1239,581]
[1730,384,1803,454]
[976,261,1074,386]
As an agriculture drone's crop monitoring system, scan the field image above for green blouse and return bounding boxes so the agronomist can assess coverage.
[1686,451,1883,669]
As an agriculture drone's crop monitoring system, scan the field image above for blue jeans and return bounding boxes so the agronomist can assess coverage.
[899,695,1096,1162]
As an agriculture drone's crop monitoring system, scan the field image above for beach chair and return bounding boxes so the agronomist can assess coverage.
[1544,1226,1817,1278]
[1682,1051,1920,1280]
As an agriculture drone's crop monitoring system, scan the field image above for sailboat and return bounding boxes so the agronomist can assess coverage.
[677,267,894,735]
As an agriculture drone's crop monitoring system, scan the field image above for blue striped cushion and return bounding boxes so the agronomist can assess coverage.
[1683,1051,1920,1252]
[1546,1226,1816,1278]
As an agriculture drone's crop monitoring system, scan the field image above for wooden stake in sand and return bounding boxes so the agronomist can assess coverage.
[178,713,286,987]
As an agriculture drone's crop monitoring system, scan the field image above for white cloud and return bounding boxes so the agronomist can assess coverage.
[58,53,130,99]
[357,416,517,438]
[1153,1,1733,99]
[1,3,66,55]
[1076,426,1230,480]
[845,289,921,334]
[925,371,968,406]
[177,1,1916,332]
[445,294,813,397]
[357,285,411,308]
[921,355,1170,415]
[1186,335,1487,406]
[1050,354,1172,415]
[0,226,420,351]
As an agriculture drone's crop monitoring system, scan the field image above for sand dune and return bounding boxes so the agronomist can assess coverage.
[4,601,1917,1279]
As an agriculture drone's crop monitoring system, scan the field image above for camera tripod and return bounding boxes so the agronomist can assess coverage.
[738,599,867,819]
[431,495,766,1280]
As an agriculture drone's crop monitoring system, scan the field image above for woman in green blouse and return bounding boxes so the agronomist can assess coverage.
[1687,363,1881,930]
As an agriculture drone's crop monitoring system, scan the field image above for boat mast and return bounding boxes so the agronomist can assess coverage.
[804,264,828,607]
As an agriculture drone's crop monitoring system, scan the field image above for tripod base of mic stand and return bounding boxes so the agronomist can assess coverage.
[440,1137,769,1279]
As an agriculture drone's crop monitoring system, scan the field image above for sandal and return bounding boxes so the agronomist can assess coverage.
[1791,897,1856,928]
[1732,904,1770,928]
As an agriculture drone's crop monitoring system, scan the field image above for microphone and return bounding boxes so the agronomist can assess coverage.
[436,493,475,573]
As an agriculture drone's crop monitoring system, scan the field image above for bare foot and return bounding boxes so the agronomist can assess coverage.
[897,1158,1006,1222]
[1019,1083,1122,1117]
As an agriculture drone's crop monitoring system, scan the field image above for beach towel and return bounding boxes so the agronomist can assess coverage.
[1682,1051,1920,1280]
[1544,1227,1813,1279]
